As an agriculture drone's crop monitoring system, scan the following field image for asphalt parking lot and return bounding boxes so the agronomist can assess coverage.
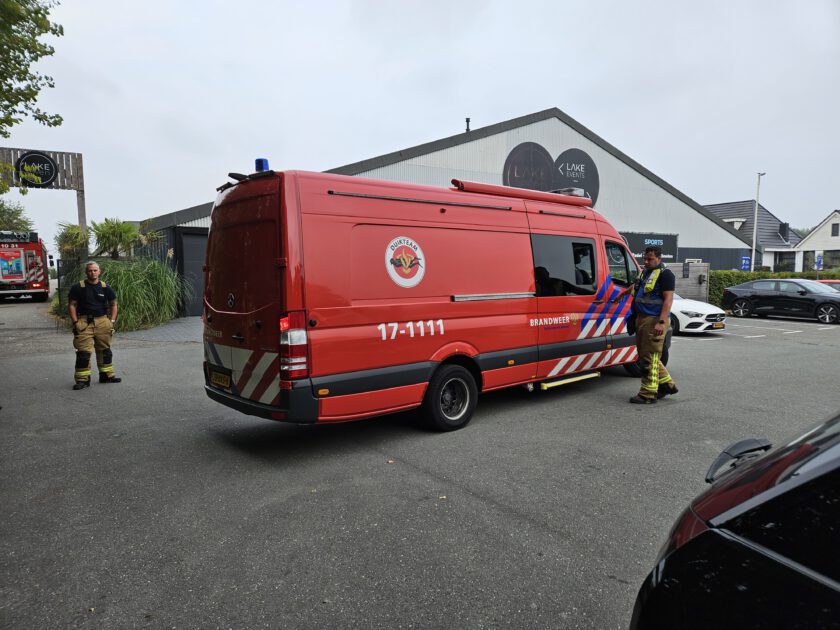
[2,299,838,629]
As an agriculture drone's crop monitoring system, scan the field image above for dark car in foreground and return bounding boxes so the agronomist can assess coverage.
[630,412,840,629]
[722,278,840,324]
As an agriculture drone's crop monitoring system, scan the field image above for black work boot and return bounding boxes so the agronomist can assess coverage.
[657,383,679,399]
[629,394,656,404]
[72,381,90,390]
[99,374,122,384]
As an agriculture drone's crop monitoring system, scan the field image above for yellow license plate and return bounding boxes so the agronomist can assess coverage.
[712,322,725,329]
[210,370,231,389]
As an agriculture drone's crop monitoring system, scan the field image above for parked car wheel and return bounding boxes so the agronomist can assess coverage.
[422,364,478,431]
[731,299,752,318]
[816,303,839,324]
[670,314,681,335]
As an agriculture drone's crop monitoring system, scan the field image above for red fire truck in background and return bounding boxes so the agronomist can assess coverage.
[0,231,51,302]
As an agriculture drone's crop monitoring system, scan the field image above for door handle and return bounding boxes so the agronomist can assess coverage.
[231,333,245,342]
[592,299,604,304]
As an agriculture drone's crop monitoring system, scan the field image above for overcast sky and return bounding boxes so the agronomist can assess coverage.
[5,0,839,254]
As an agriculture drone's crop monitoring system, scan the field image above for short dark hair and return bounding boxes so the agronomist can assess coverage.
[644,245,662,258]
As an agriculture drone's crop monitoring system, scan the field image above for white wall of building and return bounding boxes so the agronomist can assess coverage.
[354,118,747,250]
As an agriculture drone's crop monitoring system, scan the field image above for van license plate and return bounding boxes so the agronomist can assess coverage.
[210,369,231,389]
[712,322,725,329]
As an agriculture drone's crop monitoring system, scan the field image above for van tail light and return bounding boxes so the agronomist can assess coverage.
[279,311,309,381]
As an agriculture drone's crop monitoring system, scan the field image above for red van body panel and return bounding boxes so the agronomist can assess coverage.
[203,171,640,425]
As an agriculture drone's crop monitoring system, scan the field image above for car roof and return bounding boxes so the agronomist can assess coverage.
[691,411,840,522]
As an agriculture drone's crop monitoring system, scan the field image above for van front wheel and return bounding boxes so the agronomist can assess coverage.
[422,365,478,431]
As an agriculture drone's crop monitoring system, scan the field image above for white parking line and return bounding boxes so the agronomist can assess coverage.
[744,335,766,338]
[782,331,803,335]
[727,323,804,332]
[818,327,836,331]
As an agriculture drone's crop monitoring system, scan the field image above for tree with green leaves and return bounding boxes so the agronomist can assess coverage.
[1,1,64,194]
[91,218,139,259]
[55,221,88,259]
[0,198,34,231]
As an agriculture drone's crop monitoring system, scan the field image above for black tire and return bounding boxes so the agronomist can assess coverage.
[31,292,48,303]
[731,299,752,318]
[670,314,680,335]
[422,364,478,431]
[816,303,839,324]
[623,341,669,377]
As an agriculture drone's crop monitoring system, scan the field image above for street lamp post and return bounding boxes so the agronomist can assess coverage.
[750,172,766,272]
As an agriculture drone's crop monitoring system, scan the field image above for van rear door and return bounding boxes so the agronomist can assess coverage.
[203,175,286,408]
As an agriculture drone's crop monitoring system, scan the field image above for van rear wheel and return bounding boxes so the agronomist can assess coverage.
[422,365,477,431]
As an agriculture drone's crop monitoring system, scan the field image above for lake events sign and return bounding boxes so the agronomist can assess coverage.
[503,142,600,205]
[15,151,58,188]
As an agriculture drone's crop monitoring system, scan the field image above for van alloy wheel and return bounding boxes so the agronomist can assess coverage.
[422,364,478,431]
[816,304,839,324]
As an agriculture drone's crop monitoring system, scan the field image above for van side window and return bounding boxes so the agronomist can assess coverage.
[605,241,637,286]
[531,234,597,296]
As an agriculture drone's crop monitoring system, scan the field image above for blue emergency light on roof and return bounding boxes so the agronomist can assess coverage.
[255,158,269,172]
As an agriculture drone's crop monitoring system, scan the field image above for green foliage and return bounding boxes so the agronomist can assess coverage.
[55,221,89,259]
[90,217,139,259]
[709,269,840,306]
[0,0,64,139]
[60,258,189,331]
[0,197,34,230]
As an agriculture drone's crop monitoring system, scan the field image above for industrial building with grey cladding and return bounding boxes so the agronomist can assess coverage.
[144,108,762,315]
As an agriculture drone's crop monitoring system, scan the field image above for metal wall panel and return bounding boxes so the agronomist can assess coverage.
[352,119,747,251]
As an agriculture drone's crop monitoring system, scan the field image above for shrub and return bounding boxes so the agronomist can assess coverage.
[59,258,189,331]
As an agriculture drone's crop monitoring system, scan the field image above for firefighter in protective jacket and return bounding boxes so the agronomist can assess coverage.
[68,261,122,390]
[629,246,678,404]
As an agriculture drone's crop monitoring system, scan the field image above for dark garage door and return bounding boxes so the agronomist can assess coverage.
[178,228,208,316]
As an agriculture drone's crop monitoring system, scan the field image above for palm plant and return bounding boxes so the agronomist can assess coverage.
[54,222,89,259]
[90,218,139,259]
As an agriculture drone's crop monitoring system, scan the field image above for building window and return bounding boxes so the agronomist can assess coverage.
[803,251,815,271]
[774,251,795,272]
[824,250,840,270]
[832,223,839,237]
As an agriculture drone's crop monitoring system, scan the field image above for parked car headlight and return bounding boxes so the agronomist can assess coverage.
[680,310,703,318]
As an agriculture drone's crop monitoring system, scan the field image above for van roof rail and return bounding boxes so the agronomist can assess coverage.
[451,179,593,207]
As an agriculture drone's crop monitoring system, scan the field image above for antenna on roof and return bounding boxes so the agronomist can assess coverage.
[465,117,470,133]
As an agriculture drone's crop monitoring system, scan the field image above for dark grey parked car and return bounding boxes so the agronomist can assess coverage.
[631,411,840,629]
[721,278,840,324]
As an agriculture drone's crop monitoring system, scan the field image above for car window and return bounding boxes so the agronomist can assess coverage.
[531,234,597,296]
[778,281,803,293]
[723,467,840,583]
[752,280,777,291]
[604,241,637,286]
[799,280,837,294]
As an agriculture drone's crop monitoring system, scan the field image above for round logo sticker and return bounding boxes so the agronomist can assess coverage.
[386,237,425,288]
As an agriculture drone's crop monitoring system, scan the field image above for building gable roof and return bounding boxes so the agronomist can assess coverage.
[328,107,756,250]
[704,200,802,249]
[795,209,840,248]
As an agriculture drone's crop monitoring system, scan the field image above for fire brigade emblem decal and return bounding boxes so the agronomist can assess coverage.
[227,293,235,308]
[385,237,425,288]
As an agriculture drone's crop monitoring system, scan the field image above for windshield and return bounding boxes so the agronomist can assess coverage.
[797,279,836,294]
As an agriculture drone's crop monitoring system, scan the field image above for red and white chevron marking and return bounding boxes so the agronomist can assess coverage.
[205,342,281,406]
[547,345,639,378]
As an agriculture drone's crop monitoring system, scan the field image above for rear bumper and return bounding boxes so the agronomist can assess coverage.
[204,381,318,423]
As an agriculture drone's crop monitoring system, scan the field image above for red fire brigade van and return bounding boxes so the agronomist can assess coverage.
[0,231,50,302]
[203,168,663,430]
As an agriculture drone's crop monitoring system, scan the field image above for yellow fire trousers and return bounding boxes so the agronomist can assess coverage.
[635,315,674,399]
[73,315,115,383]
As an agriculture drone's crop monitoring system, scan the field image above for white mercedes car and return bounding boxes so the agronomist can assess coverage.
[670,293,726,334]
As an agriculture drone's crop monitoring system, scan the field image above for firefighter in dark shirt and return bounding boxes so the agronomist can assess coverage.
[68,261,122,390]
[629,246,678,404]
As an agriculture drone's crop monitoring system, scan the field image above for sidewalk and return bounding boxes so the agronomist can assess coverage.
[119,316,203,343]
